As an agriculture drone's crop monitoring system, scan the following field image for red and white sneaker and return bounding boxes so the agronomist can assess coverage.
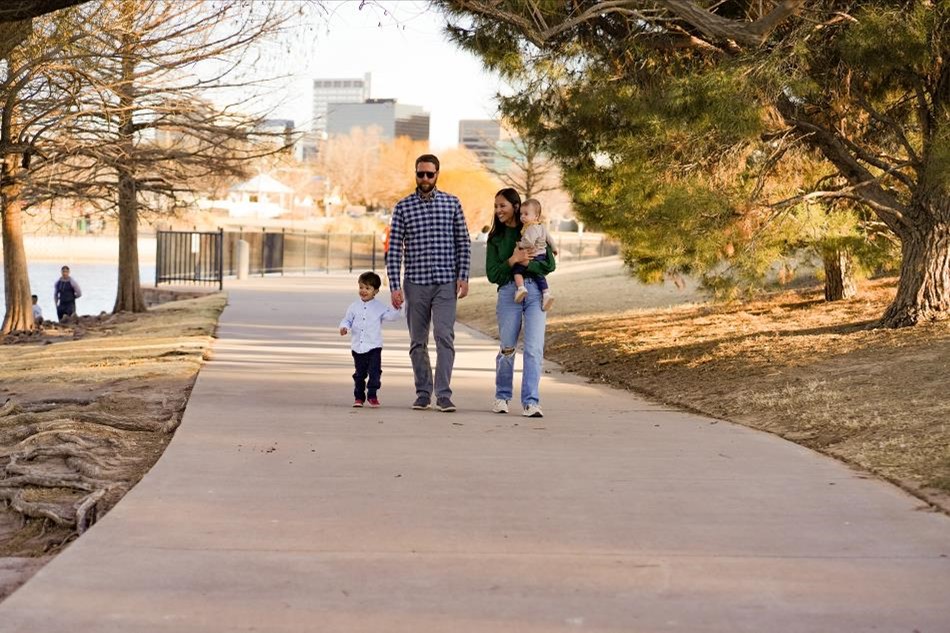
[353,399,364,408]
[368,397,381,408]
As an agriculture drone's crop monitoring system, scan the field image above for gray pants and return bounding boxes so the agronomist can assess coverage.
[403,280,457,399]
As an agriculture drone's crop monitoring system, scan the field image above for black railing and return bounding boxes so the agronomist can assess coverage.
[155,229,224,290]
[223,229,384,276]
[156,228,617,285]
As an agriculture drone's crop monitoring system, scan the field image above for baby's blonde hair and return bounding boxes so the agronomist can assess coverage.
[522,198,543,219]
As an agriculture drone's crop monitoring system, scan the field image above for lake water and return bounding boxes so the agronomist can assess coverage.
[0,262,155,319]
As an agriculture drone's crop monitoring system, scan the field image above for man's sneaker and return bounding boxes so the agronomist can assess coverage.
[436,397,457,412]
[353,399,364,408]
[367,397,380,408]
[491,399,509,414]
[412,396,431,410]
[514,286,528,303]
[522,403,544,418]
[542,293,555,311]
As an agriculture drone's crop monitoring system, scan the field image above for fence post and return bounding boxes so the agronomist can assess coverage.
[155,231,162,287]
[281,228,286,276]
[349,233,354,273]
[303,230,308,275]
[261,228,266,277]
[217,229,224,290]
[371,233,377,271]
[325,232,330,273]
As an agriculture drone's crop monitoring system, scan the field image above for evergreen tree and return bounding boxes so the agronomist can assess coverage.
[439,0,946,326]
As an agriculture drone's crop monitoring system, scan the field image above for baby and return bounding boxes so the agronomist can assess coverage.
[513,198,556,311]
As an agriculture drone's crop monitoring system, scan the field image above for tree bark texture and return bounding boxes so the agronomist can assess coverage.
[112,3,145,314]
[1,154,35,334]
[0,0,88,23]
[880,216,950,328]
[822,246,857,302]
[113,169,145,313]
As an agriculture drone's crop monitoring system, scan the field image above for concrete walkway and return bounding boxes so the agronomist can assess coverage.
[1,275,948,632]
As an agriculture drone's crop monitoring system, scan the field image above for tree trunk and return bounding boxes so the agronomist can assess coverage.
[113,168,145,312]
[822,246,857,301]
[880,217,950,328]
[112,5,145,314]
[1,154,35,334]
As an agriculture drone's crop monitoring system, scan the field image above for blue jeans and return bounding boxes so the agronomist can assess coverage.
[495,279,547,407]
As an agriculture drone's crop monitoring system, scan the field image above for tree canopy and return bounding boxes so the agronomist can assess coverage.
[439,0,948,327]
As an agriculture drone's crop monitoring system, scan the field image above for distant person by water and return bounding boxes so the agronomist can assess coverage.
[31,295,43,326]
[54,265,82,322]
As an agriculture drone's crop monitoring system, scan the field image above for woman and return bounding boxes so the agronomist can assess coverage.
[485,188,556,418]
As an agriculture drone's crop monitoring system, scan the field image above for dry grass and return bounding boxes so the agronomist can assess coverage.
[0,294,226,600]
[458,259,950,511]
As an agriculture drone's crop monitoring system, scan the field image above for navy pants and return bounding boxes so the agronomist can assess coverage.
[352,347,382,401]
[57,301,76,321]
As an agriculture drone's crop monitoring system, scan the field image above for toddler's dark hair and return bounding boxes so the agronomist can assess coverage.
[358,271,381,290]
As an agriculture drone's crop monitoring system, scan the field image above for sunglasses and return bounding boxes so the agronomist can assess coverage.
[416,170,437,179]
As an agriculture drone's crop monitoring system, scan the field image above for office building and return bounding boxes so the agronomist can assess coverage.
[458,119,502,167]
[327,99,430,142]
[312,73,371,135]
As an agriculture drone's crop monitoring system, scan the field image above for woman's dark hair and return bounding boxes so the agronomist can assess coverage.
[489,188,522,240]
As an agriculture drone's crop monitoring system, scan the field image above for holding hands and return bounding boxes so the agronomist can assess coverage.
[391,289,404,310]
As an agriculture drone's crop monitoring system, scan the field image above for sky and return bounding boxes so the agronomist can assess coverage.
[270,1,510,151]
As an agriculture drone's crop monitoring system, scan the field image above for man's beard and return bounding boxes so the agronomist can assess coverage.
[418,181,435,193]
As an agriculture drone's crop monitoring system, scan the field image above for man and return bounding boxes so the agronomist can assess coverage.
[54,265,82,322]
[387,154,471,412]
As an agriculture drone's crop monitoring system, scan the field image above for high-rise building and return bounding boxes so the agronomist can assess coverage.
[327,99,430,142]
[458,119,502,168]
[312,73,371,135]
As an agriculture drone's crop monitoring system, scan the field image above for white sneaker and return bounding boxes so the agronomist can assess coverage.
[542,293,554,311]
[514,286,528,303]
[522,404,543,418]
[491,399,509,414]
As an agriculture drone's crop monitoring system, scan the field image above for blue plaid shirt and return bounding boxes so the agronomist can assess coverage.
[386,188,471,291]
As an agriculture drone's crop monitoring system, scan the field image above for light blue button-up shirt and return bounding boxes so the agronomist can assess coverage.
[339,298,403,353]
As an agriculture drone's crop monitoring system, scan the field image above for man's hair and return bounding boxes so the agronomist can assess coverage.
[522,198,543,218]
[31,295,38,301]
[415,154,440,171]
[358,271,381,290]
[61,265,70,272]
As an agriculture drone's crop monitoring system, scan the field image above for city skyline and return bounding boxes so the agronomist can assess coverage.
[272,1,509,151]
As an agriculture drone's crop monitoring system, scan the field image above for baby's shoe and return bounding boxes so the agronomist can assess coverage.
[542,292,554,311]
[514,286,528,303]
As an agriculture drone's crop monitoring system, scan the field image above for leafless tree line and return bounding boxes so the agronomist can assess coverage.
[2,0,303,333]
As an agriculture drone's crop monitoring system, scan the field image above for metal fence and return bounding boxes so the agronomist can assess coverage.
[155,229,223,289]
[222,229,386,276]
[157,228,619,284]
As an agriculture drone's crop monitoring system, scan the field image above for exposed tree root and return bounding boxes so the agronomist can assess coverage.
[0,397,183,555]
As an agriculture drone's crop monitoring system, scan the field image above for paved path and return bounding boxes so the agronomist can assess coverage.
[1,276,948,632]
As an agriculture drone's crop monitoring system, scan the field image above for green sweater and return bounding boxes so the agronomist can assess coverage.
[486,225,557,287]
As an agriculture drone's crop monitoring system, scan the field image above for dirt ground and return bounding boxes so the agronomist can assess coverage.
[0,294,225,601]
[457,258,950,512]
